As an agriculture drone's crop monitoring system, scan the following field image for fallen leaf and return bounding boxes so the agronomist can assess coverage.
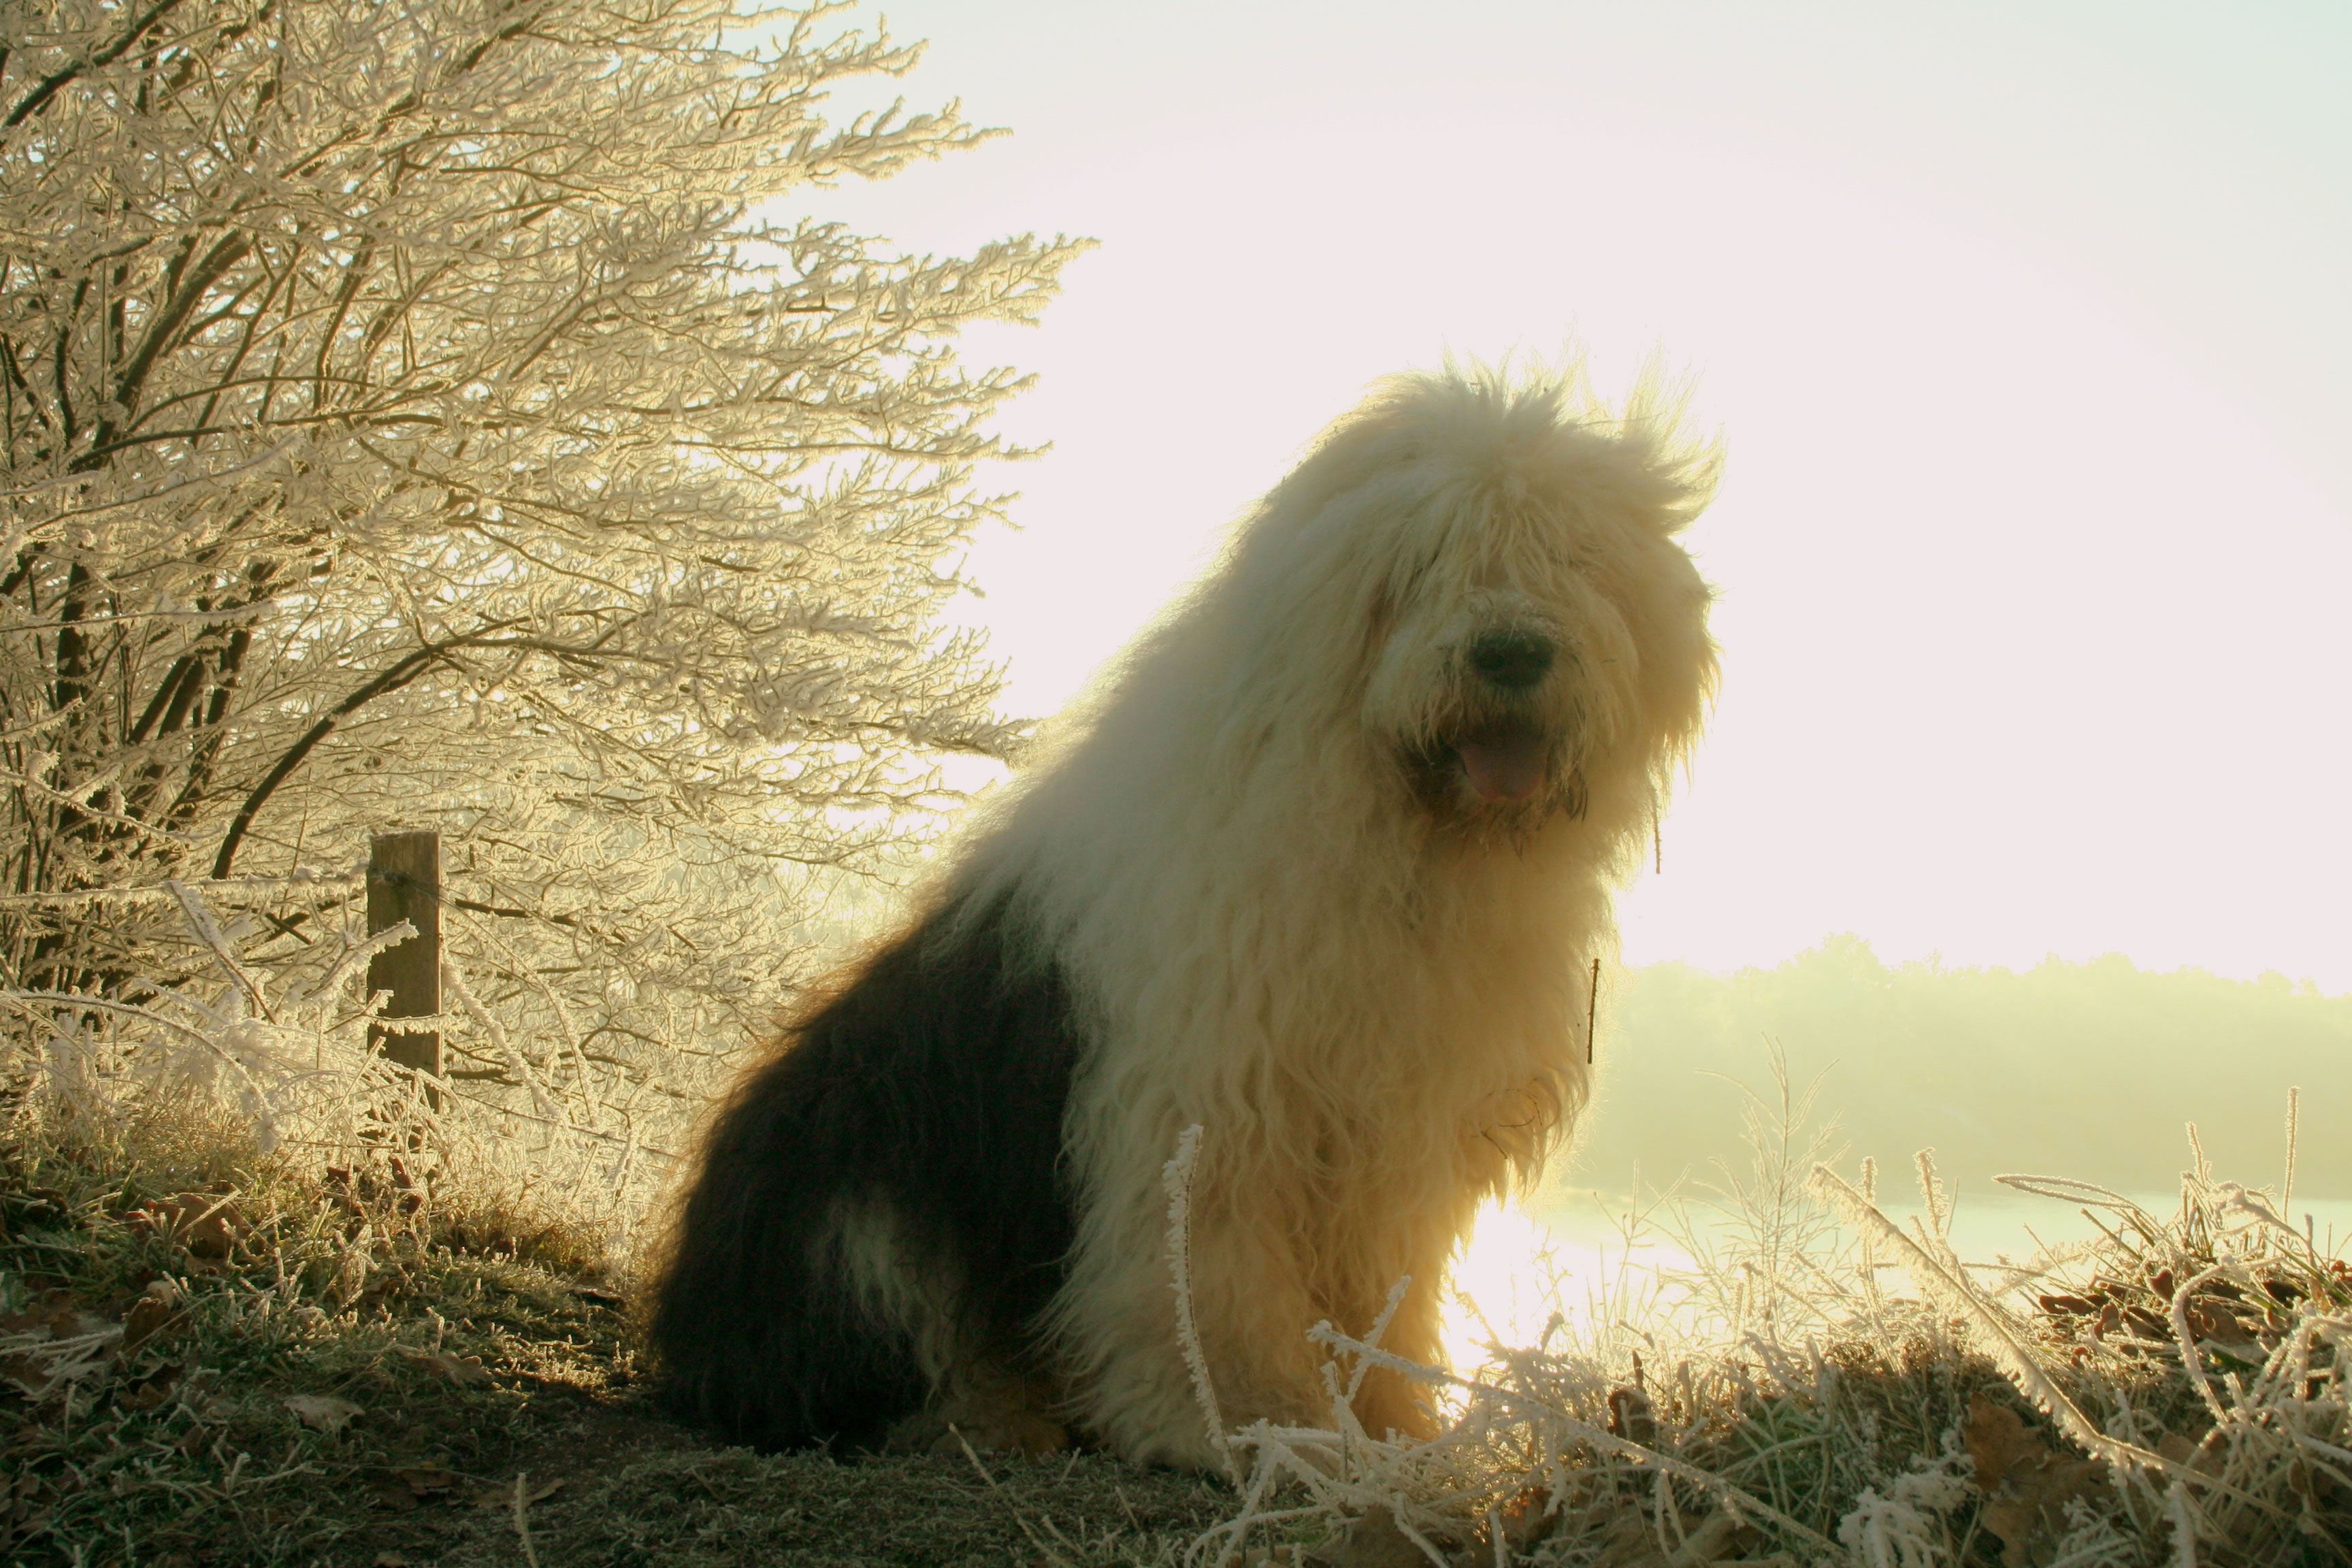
[0,1298,124,1399]
[142,1192,248,1260]
[373,1555,413,1568]
[395,1465,460,1499]
[121,1279,186,1352]
[368,1479,419,1512]
[2155,1426,2233,1476]
[1305,1508,1436,1568]
[2186,1300,2259,1351]
[384,1154,427,1211]
[1963,1394,2105,1568]
[118,1362,182,1411]
[284,1393,363,1434]
[1673,1508,1758,1565]
[393,1345,491,1386]
[1586,1506,1677,1568]
[0,1298,120,1343]
[1607,1384,1658,1446]
[1492,1486,1565,1556]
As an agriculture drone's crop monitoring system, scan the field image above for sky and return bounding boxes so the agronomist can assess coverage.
[804,1,2352,991]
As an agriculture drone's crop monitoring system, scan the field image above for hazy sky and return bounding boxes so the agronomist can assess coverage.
[808,2,2352,990]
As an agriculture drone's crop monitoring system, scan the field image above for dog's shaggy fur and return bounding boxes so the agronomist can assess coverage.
[648,369,1719,1467]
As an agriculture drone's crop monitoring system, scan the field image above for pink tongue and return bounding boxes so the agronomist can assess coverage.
[1457,732,1548,803]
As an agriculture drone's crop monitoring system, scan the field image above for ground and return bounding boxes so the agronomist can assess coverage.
[0,1146,1230,1567]
[7,1136,2343,1567]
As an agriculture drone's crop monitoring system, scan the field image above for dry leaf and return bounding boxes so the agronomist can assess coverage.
[122,1279,185,1352]
[1493,1486,1565,1556]
[1305,1507,1436,1568]
[1963,1394,2104,1568]
[142,1192,248,1260]
[1586,1506,1676,1568]
[1567,1500,1753,1568]
[284,1393,363,1434]
[0,1298,123,1399]
[395,1465,460,1499]
[2186,1300,2259,1351]
[2155,1426,2233,1476]
[118,1362,182,1411]
[1608,1384,1659,1446]
[1,1298,120,1343]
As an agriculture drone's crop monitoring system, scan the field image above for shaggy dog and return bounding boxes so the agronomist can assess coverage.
[647,369,1719,1467]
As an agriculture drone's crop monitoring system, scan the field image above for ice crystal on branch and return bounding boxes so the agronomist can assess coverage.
[0,0,1081,1130]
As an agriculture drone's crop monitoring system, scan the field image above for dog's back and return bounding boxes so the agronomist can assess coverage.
[646,890,1081,1450]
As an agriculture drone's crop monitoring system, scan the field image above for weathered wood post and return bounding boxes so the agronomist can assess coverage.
[366,831,442,1105]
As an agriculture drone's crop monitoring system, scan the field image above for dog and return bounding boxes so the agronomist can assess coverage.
[647,367,1719,1466]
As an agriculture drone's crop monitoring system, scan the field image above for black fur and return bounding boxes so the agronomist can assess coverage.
[647,892,1083,1450]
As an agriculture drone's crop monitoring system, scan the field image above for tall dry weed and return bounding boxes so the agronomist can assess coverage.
[1179,1059,2349,1567]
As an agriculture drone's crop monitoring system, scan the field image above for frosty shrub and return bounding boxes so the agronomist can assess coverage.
[3,876,671,1246]
[0,0,1082,1196]
[1181,1081,2349,1568]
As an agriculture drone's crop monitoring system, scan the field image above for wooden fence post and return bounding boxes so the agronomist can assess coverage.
[367,831,442,1103]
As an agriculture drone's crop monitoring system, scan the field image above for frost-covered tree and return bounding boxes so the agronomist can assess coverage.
[0,0,1079,1128]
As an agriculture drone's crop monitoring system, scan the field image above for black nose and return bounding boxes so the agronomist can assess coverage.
[1468,630,1555,690]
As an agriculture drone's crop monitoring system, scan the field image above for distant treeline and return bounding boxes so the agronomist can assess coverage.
[1565,936,2347,1201]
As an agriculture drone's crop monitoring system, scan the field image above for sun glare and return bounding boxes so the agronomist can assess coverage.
[1439,1200,1561,1378]
[1436,1197,1682,1380]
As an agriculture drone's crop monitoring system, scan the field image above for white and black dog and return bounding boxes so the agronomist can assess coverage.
[647,368,1718,1466]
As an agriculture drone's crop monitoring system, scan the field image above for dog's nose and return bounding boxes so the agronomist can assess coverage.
[1468,630,1555,690]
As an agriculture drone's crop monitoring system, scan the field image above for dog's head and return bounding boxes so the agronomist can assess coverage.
[1230,368,1718,838]
[1375,581,1595,825]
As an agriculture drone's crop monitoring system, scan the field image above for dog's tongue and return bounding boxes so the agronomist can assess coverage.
[1457,732,1548,803]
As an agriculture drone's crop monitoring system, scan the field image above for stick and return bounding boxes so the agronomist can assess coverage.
[1586,957,1599,1065]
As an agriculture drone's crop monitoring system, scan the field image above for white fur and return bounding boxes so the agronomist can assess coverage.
[957,368,1717,1465]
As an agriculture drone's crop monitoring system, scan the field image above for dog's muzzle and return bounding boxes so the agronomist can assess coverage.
[1450,630,1558,804]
